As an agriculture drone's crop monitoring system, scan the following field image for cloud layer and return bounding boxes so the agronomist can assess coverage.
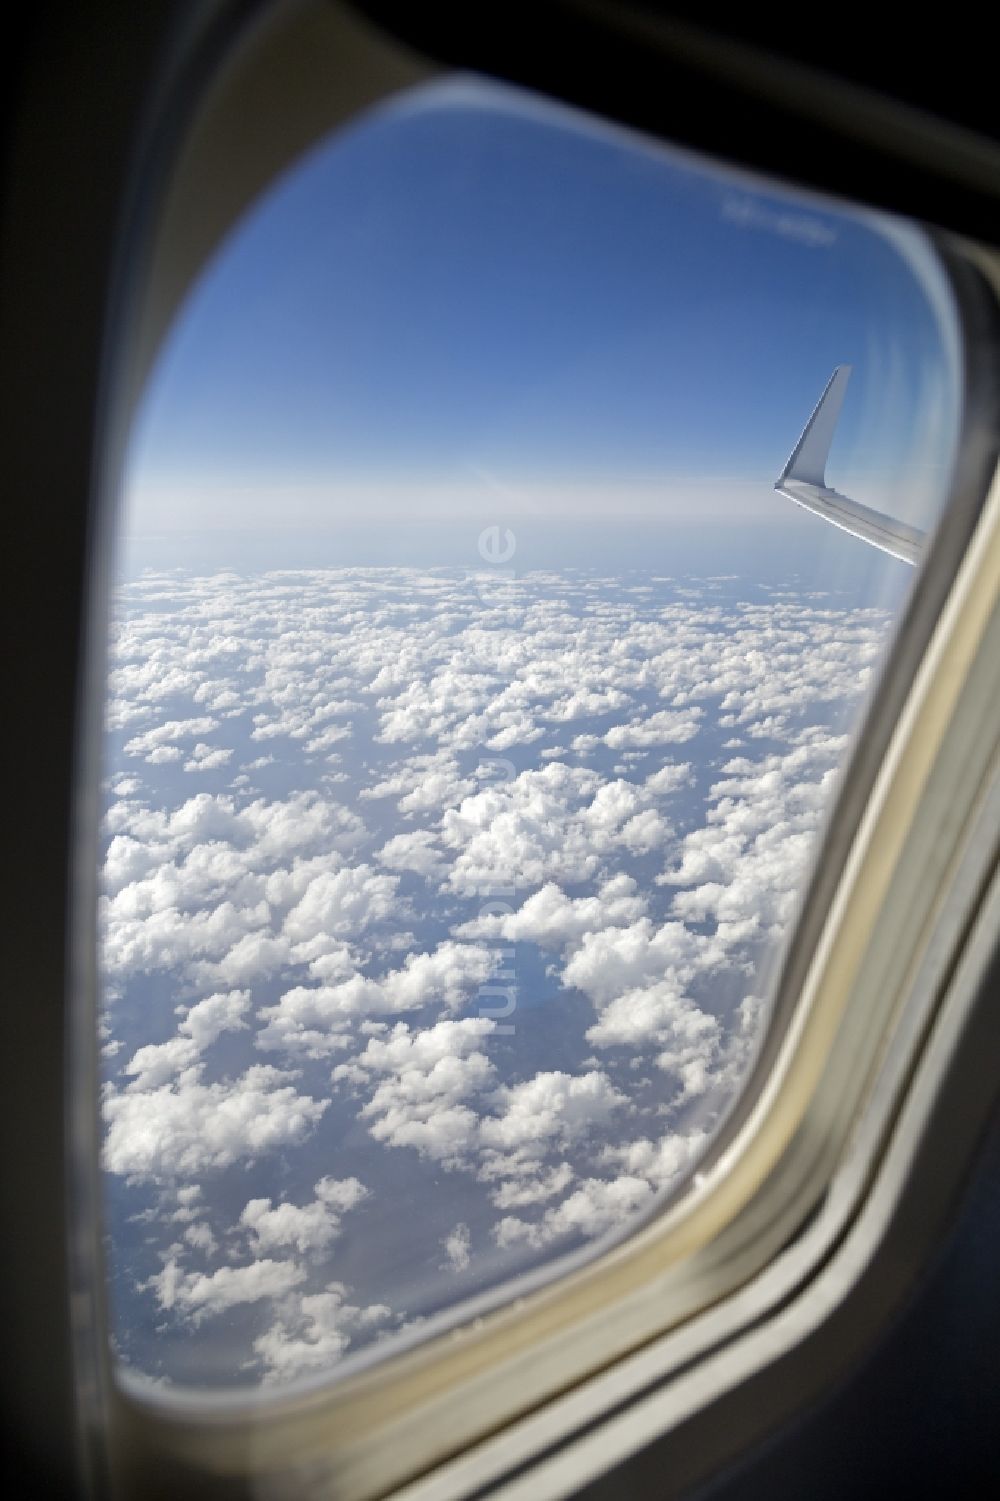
[101,565,889,1389]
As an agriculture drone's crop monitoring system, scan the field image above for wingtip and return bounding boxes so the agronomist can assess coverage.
[779,366,851,489]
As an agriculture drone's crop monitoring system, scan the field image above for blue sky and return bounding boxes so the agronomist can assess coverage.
[125,77,959,561]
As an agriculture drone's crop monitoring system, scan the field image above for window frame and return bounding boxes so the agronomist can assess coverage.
[2,0,994,1495]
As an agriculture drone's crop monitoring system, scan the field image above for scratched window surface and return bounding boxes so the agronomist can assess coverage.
[101,79,959,1390]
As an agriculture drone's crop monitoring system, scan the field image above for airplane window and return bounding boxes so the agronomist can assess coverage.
[101,77,961,1392]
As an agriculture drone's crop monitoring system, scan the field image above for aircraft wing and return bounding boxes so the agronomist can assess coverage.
[775,366,925,565]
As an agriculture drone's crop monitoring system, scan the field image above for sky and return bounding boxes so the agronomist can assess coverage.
[123,77,959,570]
[101,75,962,1393]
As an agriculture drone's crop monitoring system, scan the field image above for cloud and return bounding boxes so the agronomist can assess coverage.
[644,763,694,796]
[338,1017,498,1166]
[282,866,398,944]
[184,743,234,772]
[123,717,220,760]
[145,746,182,764]
[562,918,699,1008]
[481,1070,627,1155]
[495,1175,653,1249]
[360,753,475,815]
[183,1223,218,1256]
[196,930,292,988]
[149,1256,304,1322]
[599,1129,707,1190]
[120,989,251,1091]
[176,988,250,1046]
[660,734,850,956]
[619,809,671,853]
[240,1177,368,1255]
[453,874,646,951]
[101,789,369,992]
[102,898,265,982]
[603,709,702,749]
[489,1162,574,1208]
[440,763,671,895]
[124,1035,200,1092]
[256,942,497,1055]
[103,1065,328,1179]
[253,1285,393,1384]
[376,830,444,878]
[441,1223,471,1272]
[585,977,717,1054]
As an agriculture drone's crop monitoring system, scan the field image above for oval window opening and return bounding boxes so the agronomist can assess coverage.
[100,77,961,1391]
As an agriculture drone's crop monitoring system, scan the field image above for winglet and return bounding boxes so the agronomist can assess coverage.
[775,367,925,566]
[779,364,852,488]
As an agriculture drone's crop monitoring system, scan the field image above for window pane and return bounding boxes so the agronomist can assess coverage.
[101,79,960,1390]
